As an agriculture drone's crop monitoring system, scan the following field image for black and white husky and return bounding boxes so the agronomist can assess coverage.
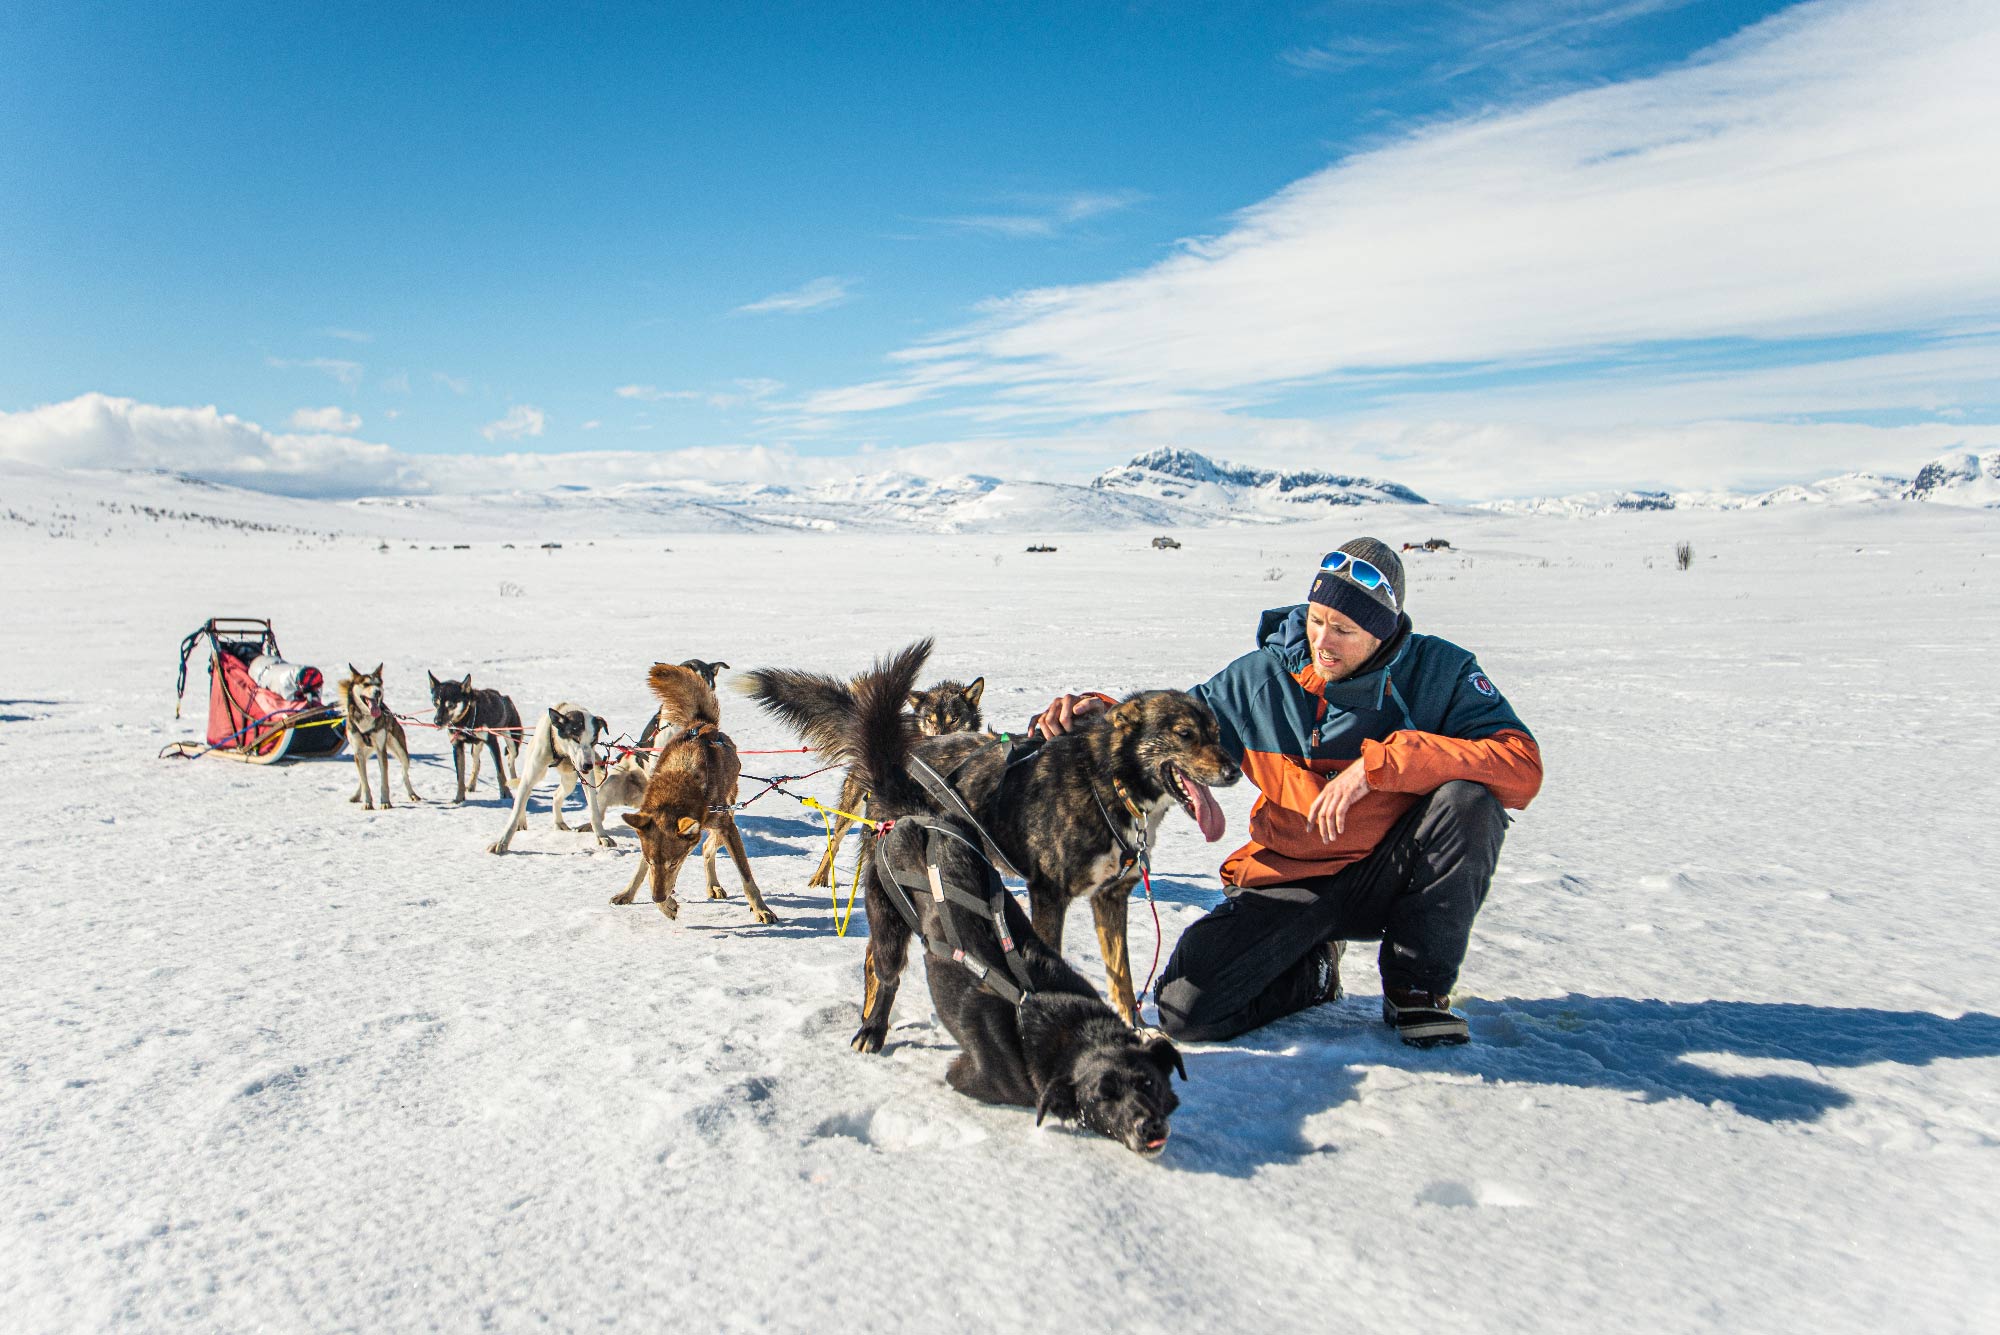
[488,704,618,853]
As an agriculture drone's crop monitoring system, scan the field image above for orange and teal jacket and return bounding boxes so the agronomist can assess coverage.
[1189,605,1541,891]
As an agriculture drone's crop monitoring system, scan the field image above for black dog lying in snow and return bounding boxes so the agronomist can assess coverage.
[747,640,1186,1155]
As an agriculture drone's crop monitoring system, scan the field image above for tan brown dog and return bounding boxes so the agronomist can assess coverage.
[611,663,777,924]
[806,676,985,888]
[340,664,422,810]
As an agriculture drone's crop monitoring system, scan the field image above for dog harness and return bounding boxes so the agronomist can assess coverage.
[870,813,1038,1007]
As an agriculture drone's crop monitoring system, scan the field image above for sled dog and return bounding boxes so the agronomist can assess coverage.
[752,649,1238,1027]
[488,703,618,853]
[635,659,730,751]
[612,663,777,925]
[340,664,422,810]
[746,641,1186,1154]
[806,675,986,888]
[428,672,522,803]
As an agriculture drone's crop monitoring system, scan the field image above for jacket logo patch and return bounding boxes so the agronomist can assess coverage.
[1469,672,1498,699]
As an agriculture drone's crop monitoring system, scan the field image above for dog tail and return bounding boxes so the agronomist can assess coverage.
[742,639,931,810]
[648,661,722,729]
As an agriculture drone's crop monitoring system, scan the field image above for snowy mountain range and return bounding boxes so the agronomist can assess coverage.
[4,446,1996,542]
[1090,447,1428,511]
[1474,448,2000,516]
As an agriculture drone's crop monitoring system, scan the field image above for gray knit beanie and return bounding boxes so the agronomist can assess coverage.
[1306,536,1405,641]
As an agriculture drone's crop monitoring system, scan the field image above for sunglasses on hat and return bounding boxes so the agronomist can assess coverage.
[1319,550,1396,608]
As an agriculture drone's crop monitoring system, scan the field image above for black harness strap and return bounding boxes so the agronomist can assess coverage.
[907,752,1024,881]
[871,814,1037,1007]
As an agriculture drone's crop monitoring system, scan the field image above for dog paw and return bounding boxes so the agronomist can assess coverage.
[486,842,507,855]
[609,890,635,905]
[850,1026,886,1055]
[751,908,779,925]
[348,794,361,804]
[596,835,615,849]
[807,872,830,888]
[706,885,729,900]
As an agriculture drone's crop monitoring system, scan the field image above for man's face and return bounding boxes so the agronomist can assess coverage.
[1306,602,1382,682]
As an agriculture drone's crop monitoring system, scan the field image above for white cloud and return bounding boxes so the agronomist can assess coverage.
[433,371,470,395]
[735,276,853,315]
[320,327,373,344]
[0,393,419,497]
[266,356,364,390]
[480,405,546,442]
[288,406,361,433]
[381,371,411,395]
[615,384,703,402]
[807,0,2000,431]
[581,419,602,430]
[935,190,1145,239]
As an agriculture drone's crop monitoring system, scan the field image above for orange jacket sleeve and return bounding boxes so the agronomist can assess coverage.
[1359,728,1543,809]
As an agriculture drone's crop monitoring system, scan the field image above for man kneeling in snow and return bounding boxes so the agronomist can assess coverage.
[1032,538,1541,1047]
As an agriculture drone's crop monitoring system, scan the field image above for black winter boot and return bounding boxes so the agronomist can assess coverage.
[1382,985,1468,1047]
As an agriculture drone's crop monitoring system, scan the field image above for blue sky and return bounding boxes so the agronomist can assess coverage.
[2,0,1996,500]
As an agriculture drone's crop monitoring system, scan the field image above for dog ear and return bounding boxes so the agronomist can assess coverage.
[907,691,927,710]
[623,812,651,830]
[349,663,361,679]
[964,676,984,706]
[371,663,383,679]
[593,715,608,740]
[548,707,563,730]
[428,670,440,688]
[1142,1034,1188,1082]
[1111,698,1144,730]
[712,662,729,672]
[460,674,472,690]
[1035,1078,1078,1127]
[675,816,701,837]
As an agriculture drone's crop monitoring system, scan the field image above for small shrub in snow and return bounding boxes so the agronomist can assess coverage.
[1676,541,1694,571]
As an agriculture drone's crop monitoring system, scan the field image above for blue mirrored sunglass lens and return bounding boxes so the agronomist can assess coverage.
[1320,552,1350,571]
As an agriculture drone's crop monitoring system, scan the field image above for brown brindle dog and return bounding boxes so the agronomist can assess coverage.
[806,676,986,888]
[612,663,778,925]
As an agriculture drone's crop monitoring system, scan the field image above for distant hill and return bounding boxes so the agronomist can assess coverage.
[1090,447,1427,514]
[1475,448,2000,516]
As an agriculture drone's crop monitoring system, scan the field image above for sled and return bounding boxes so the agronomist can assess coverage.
[162,617,347,764]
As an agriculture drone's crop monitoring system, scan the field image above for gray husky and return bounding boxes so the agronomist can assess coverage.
[341,664,422,810]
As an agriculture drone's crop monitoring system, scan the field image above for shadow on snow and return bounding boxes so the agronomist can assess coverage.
[1164,994,2000,1177]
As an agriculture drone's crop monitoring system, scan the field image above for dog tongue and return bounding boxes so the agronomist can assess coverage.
[1183,777,1225,843]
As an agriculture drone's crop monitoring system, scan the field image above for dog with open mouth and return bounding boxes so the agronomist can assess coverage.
[747,641,1186,1155]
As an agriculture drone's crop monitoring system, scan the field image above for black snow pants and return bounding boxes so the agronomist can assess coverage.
[1155,780,1507,1043]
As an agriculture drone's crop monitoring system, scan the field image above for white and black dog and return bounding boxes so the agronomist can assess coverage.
[487,703,619,853]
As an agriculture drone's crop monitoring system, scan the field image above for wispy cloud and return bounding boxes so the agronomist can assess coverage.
[288,406,361,433]
[617,379,786,409]
[480,405,546,442]
[266,356,363,391]
[615,384,704,402]
[381,371,411,395]
[734,276,854,315]
[1279,36,1405,74]
[319,327,373,344]
[934,190,1145,239]
[800,0,2000,445]
[433,371,470,395]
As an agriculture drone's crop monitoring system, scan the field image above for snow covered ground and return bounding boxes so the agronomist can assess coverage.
[3,499,1998,1332]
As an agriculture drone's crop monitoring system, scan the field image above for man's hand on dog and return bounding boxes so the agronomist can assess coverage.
[1308,762,1370,841]
[1031,693,1108,738]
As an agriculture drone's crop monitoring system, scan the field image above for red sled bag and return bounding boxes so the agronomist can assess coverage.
[163,618,346,764]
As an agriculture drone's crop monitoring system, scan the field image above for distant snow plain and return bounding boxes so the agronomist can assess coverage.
[2,473,1996,1333]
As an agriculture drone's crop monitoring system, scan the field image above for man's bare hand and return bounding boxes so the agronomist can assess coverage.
[1307,762,1371,841]
[1030,693,1107,738]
